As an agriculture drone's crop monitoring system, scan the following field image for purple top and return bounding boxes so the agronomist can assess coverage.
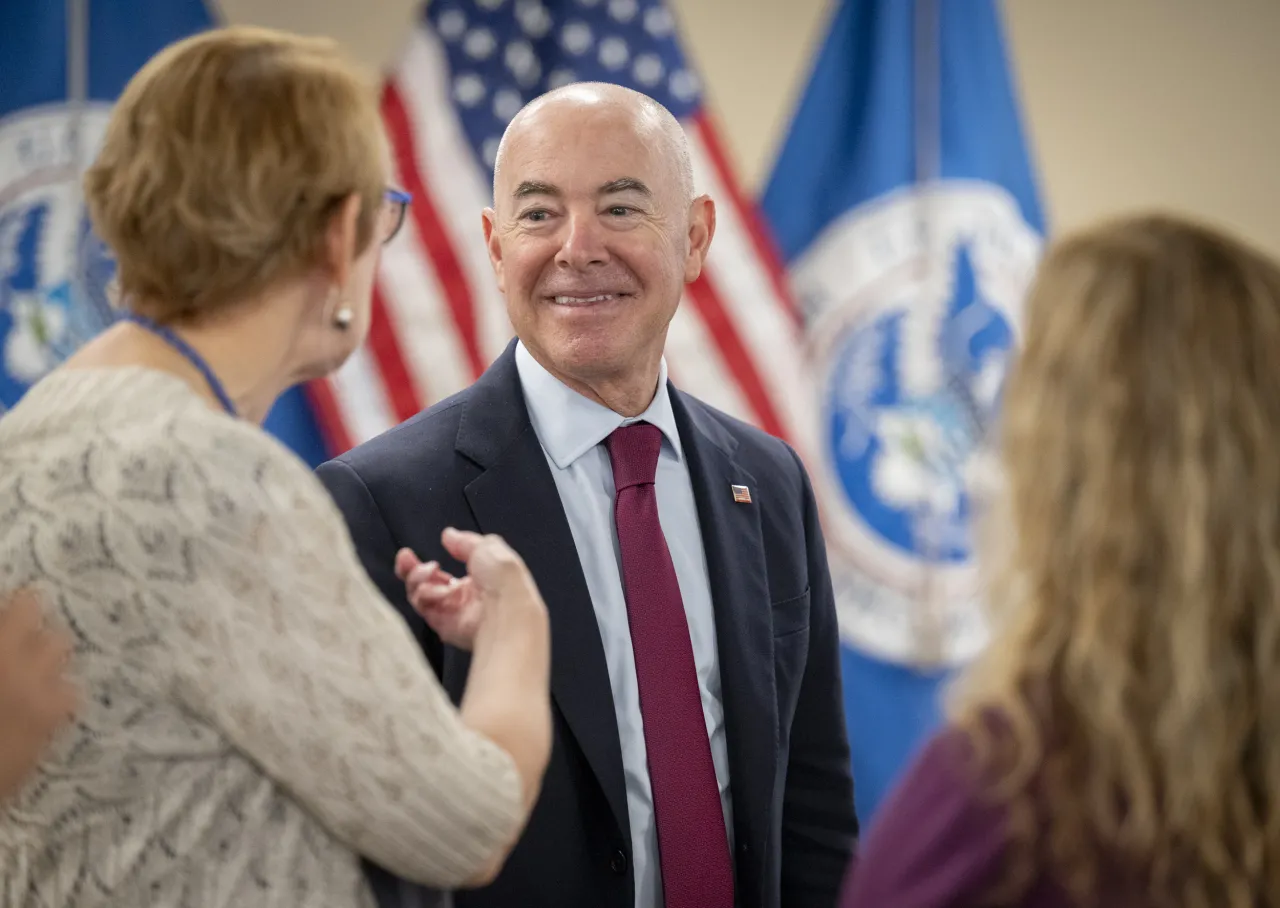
[838,726,1149,908]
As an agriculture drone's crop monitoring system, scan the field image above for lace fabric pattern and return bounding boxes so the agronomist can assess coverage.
[0,367,521,908]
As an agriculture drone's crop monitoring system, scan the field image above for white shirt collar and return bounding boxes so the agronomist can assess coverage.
[514,340,683,470]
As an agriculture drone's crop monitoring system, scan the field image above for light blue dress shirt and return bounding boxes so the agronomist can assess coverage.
[514,341,733,908]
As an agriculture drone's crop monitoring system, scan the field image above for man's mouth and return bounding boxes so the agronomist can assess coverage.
[547,292,632,307]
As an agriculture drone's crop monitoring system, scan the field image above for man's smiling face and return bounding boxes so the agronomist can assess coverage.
[482,84,713,396]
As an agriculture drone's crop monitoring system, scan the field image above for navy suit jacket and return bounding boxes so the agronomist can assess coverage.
[316,342,858,908]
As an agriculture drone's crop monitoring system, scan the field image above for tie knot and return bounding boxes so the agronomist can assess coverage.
[606,422,663,491]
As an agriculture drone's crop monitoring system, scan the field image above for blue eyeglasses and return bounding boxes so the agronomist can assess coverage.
[383,188,412,244]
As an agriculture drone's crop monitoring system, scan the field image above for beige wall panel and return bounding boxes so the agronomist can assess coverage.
[214,0,1280,256]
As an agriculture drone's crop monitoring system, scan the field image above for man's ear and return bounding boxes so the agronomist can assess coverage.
[683,195,716,284]
[325,193,363,287]
[482,207,506,294]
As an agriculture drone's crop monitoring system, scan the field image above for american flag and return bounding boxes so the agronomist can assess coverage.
[305,0,817,460]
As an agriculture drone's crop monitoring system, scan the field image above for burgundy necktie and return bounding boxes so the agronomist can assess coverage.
[606,422,734,908]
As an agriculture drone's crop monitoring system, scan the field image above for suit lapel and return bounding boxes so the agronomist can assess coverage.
[670,389,777,897]
[456,344,630,844]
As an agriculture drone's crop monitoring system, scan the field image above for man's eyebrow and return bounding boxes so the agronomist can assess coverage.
[599,178,652,196]
[513,180,560,199]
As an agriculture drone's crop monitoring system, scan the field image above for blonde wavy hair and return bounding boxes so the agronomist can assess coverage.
[951,213,1280,906]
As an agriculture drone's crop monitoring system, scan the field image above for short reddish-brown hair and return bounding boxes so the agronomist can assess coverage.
[84,25,386,323]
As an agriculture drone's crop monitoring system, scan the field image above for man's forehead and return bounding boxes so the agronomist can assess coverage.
[492,85,695,204]
[508,109,657,158]
[497,126,669,198]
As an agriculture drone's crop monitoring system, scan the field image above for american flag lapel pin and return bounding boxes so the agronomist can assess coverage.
[731,484,752,504]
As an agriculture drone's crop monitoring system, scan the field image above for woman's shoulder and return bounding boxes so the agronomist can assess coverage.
[1,366,337,538]
[156,392,346,544]
[840,720,1014,907]
[884,721,1006,832]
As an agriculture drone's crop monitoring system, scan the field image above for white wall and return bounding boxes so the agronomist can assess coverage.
[1001,0,1280,254]
[213,0,1280,256]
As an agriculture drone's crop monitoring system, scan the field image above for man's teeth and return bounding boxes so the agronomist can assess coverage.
[553,294,616,305]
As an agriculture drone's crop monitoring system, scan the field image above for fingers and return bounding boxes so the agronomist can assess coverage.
[409,569,461,599]
[410,576,470,615]
[398,550,467,612]
[399,544,471,626]
[405,560,449,585]
[394,548,421,581]
[404,561,462,603]
[444,528,526,579]
[439,527,485,563]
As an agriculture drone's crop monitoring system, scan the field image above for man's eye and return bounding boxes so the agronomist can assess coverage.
[607,206,634,217]
[521,210,550,222]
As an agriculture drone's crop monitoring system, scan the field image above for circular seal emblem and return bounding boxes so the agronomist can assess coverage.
[793,182,1041,667]
[0,103,118,408]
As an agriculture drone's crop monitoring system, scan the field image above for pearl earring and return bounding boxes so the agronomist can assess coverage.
[332,305,354,330]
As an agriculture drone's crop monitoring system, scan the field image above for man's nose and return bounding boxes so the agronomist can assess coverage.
[554,211,610,270]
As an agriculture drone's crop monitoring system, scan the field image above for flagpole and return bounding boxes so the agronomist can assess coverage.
[66,0,88,183]
[914,0,941,192]
[912,0,946,669]
[67,0,89,316]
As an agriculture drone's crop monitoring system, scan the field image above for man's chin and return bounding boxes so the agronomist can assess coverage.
[530,335,619,375]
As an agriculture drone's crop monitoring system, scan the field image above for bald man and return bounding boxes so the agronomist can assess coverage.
[319,84,858,908]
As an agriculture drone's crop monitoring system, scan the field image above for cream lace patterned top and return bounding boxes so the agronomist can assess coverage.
[0,367,522,907]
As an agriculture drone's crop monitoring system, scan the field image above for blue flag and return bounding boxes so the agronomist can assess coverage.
[761,0,1045,824]
[0,0,331,466]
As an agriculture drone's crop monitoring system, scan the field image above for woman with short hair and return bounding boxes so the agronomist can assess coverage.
[0,25,551,907]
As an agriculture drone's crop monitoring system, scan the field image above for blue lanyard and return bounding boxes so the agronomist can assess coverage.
[121,312,238,417]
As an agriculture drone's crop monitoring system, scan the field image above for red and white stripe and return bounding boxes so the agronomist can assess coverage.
[308,23,814,464]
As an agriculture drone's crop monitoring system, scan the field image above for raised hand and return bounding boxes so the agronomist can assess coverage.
[396,528,543,650]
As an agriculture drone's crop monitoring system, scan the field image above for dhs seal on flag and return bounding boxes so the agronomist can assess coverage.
[794,181,1041,667]
[0,104,118,404]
